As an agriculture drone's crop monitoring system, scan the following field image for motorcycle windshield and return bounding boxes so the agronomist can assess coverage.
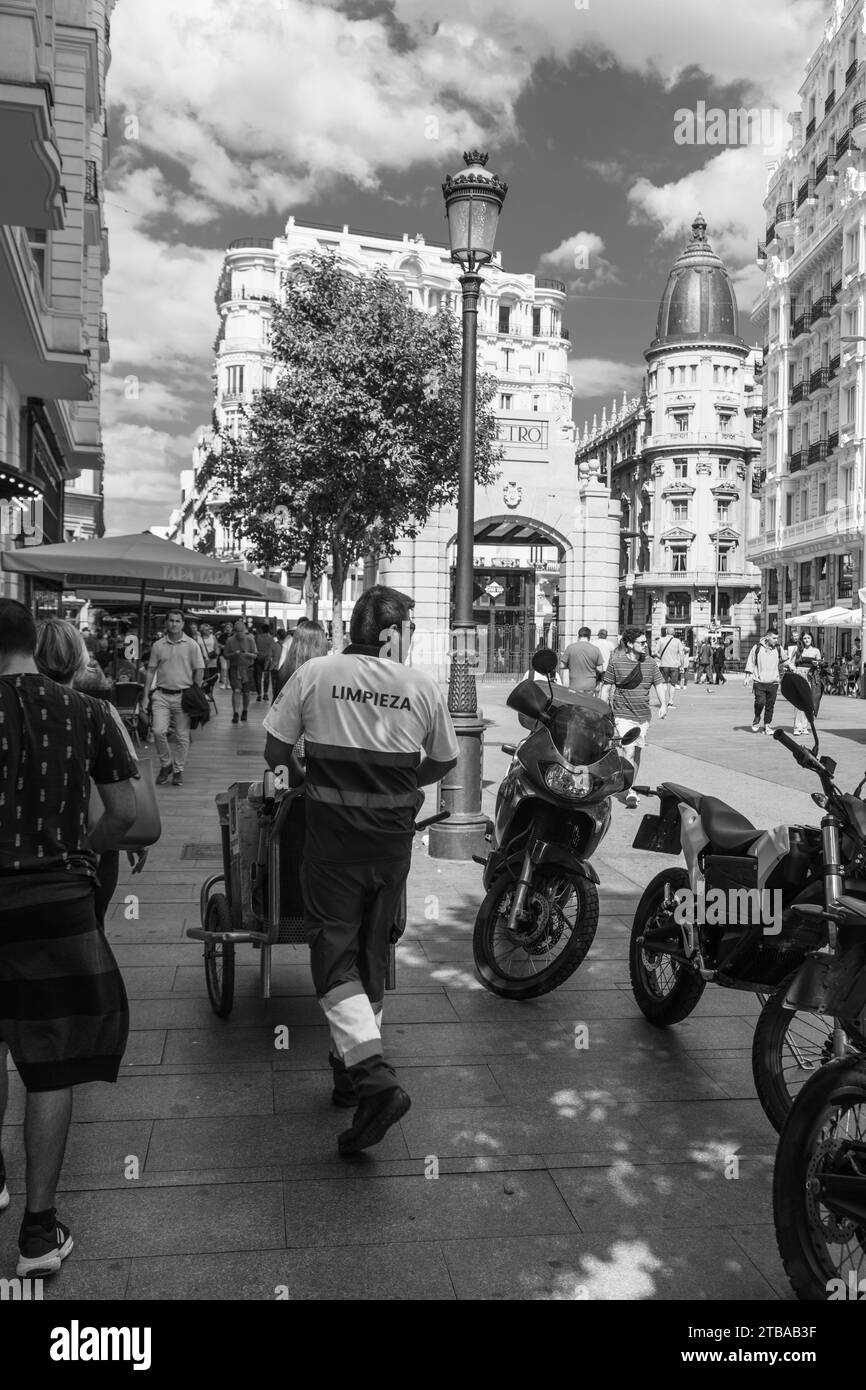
[547,691,617,767]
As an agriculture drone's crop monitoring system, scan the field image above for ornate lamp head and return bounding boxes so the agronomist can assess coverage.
[442,151,508,272]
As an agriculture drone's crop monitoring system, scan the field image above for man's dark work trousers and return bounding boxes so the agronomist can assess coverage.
[753,681,778,725]
[301,850,411,1099]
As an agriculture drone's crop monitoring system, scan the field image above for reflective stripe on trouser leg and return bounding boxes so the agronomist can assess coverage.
[320,981,382,1068]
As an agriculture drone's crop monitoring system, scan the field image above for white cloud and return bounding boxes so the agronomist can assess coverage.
[540,231,621,293]
[626,144,771,322]
[102,422,198,535]
[568,356,645,402]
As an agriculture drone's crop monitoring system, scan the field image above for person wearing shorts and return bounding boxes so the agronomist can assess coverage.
[0,599,137,1278]
[655,628,684,709]
[224,618,257,723]
[600,626,667,808]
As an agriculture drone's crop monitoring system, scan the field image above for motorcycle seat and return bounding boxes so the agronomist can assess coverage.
[658,782,758,853]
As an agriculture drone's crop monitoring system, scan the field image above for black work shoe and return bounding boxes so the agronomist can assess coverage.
[17,1211,73,1277]
[0,1149,9,1212]
[231,713,239,724]
[172,770,183,786]
[240,710,248,722]
[156,765,172,785]
[338,1087,411,1154]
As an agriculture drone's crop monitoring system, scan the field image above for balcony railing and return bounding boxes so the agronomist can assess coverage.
[98,312,108,341]
[757,242,767,261]
[838,577,853,597]
[765,223,776,247]
[648,430,746,447]
[791,313,808,338]
[806,117,817,139]
[84,159,98,203]
[829,353,841,377]
[852,99,866,131]
[810,366,831,392]
[828,429,839,450]
[847,59,860,87]
[799,584,813,600]
[797,178,817,207]
[826,91,836,115]
[810,296,833,325]
[790,381,807,404]
[832,277,843,298]
[789,450,804,472]
[776,200,796,224]
[808,439,830,462]
[836,129,851,158]
[816,156,829,185]
[535,277,566,293]
[227,236,274,250]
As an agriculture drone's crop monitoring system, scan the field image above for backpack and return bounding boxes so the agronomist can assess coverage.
[181,684,211,730]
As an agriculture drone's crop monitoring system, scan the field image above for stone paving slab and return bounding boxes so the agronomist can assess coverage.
[439,1229,777,1300]
[551,1159,774,1231]
[399,1103,648,1160]
[145,1111,410,1169]
[487,1056,728,1105]
[2,1120,154,1178]
[273,1064,507,1113]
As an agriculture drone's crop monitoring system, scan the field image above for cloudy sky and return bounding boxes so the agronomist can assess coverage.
[102,0,831,532]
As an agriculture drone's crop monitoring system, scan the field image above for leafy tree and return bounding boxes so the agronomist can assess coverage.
[216,251,501,647]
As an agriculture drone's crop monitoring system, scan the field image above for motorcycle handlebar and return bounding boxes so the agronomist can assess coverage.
[772,729,838,794]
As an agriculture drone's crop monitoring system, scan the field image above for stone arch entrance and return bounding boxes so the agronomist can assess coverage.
[445,513,571,675]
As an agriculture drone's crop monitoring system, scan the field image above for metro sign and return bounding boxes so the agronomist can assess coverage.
[497,419,548,448]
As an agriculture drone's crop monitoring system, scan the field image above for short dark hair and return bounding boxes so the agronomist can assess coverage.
[350,585,414,647]
[166,609,184,622]
[578,626,591,639]
[621,625,643,648]
[660,627,667,637]
[0,598,37,659]
[597,628,608,639]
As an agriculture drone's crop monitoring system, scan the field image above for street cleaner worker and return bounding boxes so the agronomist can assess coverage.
[263,586,458,1154]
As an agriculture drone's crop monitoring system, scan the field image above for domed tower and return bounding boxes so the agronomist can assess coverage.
[634,213,761,650]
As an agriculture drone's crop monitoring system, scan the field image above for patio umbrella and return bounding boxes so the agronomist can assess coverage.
[1,531,282,650]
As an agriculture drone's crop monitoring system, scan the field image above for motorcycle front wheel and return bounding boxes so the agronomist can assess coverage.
[774,1056,866,1300]
[752,974,866,1133]
[628,868,706,1025]
[473,865,599,999]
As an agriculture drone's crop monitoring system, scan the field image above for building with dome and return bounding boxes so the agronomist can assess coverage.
[575,214,764,657]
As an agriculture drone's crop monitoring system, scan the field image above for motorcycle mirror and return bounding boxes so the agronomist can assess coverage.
[780,671,814,718]
[820,755,837,776]
[531,648,558,677]
[619,726,642,747]
[506,679,551,722]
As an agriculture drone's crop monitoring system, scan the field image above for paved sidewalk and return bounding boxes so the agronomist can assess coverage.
[2,678,863,1300]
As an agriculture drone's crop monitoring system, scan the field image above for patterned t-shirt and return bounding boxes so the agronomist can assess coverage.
[0,673,138,882]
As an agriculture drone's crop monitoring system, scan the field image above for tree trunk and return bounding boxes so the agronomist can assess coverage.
[331,547,346,653]
[303,563,317,620]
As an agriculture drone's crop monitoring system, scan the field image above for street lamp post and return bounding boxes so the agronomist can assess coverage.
[428,151,508,861]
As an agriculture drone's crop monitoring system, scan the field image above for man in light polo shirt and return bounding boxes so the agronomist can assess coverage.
[561,626,605,693]
[264,585,458,1154]
[143,610,204,786]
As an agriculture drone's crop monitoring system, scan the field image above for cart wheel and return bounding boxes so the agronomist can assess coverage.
[203,892,235,1018]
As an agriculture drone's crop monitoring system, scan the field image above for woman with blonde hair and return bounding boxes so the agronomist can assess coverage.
[271,619,328,702]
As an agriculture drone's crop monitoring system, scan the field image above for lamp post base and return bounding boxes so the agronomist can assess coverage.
[427,710,488,860]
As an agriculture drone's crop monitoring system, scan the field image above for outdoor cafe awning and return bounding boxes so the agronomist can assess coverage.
[0,531,275,598]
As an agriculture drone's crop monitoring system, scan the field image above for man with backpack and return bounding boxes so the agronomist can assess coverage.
[655,627,684,710]
[744,631,789,735]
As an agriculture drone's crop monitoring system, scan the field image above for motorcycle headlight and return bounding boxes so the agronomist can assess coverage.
[542,763,592,799]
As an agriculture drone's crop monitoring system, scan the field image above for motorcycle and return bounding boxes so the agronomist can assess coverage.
[626,675,841,1082]
[472,648,640,999]
[763,678,866,1299]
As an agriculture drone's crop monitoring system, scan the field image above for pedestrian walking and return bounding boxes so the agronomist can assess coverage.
[561,626,605,692]
[271,621,327,705]
[655,627,684,709]
[142,609,205,786]
[593,628,615,671]
[0,599,137,1278]
[712,638,727,686]
[790,631,823,735]
[600,625,667,808]
[216,622,232,688]
[254,623,278,702]
[223,617,257,723]
[263,586,458,1153]
[697,636,713,687]
[744,631,789,735]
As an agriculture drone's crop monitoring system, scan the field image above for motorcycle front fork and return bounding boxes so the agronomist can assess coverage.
[505,847,535,936]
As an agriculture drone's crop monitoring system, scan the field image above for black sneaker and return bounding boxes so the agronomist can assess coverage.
[172,770,183,786]
[17,1211,73,1277]
[156,765,172,785]
[0,1150,9,1212]
[240,710,248,722]
[232,713,239,725]
[338,1086,411,1153]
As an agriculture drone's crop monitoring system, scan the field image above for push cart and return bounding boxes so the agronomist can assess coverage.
[187,771,446,1017]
